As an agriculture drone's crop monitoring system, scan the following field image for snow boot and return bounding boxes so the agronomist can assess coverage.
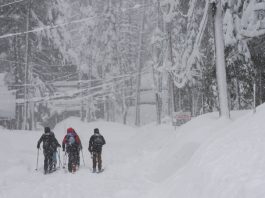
[72,164,76,173]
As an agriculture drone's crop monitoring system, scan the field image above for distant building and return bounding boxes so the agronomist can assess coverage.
[0,73,16,128]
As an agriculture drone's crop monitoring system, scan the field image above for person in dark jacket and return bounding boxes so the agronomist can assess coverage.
[37,127,61,174]
[62,127,82,172]
[88,128,106,172]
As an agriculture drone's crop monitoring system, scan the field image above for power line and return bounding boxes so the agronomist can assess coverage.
[0,58,76,67]
[16,79,138,104]
[0,0,25,8]
[13,66,152,103]
[0,15,99,39]
[0,3,155,40]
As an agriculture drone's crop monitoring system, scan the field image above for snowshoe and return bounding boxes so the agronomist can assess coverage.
[97,168,104,173]
[72,164,76,173]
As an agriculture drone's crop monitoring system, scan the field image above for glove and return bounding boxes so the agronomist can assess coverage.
[37,145,40,149]
[58,144,61,148]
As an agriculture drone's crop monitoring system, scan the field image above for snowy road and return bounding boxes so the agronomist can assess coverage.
[0,119,156,198]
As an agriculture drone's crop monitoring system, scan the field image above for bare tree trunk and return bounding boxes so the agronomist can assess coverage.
[30,101,35,130]
[79,67,85,121]
[86,54,93,122]
[153,0,164,125]
[167,74,173,116]
[135,0,146,126]
[253,77,256,113]
[152,65,162,125]
[259,66,262,105]
[166,22,175,117]
[235,77,241,109]
[116,0,128,125]
[13,30,23,129]
[23,0,31,130]
[192,87,195,116]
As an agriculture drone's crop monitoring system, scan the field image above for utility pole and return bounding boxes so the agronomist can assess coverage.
[212,1,230,118]
[23,0,31,130]
[135,0,146,126]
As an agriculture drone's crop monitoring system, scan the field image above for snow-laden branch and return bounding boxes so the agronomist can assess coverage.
[0,14,98,39]
[170,0,209,88]
[239,1,265,38]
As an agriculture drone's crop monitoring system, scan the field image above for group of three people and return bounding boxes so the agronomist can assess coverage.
[37,127,106,174]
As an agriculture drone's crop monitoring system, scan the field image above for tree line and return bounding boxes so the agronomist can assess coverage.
[0,0,265,129]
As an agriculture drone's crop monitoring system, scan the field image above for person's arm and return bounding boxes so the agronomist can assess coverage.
[88,136,93,152]
[55,137,61,147]
[76,135,82,150]
[101,136,106,145]
[62,136,67,151]
[37,135,43,149]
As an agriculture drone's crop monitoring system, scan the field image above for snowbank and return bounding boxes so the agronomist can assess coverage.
[145,107,265,198]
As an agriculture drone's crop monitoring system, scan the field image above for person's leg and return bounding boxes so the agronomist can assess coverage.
[98,152,102,171]
[72,151,78,172]
[92,152,97,172]
[77,151,80,167]
[68,152,72,172]
[48,152,53,172]
[52,151,57,169]
[44,154,48,174]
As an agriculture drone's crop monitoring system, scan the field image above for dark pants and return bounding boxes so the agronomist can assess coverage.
[44,151,53,173]
[92,151,102,171]
[68,151,79,172]
[77,151,80,166]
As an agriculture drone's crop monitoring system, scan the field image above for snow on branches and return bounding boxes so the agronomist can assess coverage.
[159,0,265,89]
[160,0,209,88]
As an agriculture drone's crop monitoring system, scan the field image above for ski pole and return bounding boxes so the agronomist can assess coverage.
[81,149,85,166]
[63,151,67,169]
[58,149,62,168]
[35,148,39,171]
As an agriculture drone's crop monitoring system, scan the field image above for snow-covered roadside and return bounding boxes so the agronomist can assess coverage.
[144,107,265,198]
[2,107,264,198]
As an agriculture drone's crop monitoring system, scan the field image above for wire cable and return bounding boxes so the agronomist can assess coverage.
[0,0,25,8]
[0,3,155,39]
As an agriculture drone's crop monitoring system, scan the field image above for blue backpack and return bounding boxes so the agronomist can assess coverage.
[67,133,76,146]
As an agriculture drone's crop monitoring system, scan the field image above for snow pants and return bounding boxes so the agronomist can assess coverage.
[68,151,79,172]
[92,151,102,171]
[44,151,53,173]
[52,151,57,169]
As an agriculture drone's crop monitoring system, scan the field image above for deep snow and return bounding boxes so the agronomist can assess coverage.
[1,105,265,198]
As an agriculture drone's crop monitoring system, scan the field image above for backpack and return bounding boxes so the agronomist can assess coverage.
[94,135,104,146]
[67,133,76,146]
[42,133,53,151]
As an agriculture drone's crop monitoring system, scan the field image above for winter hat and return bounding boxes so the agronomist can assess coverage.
[94,128,99,134]
[67,127,74,133]
[44,127,51,133]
